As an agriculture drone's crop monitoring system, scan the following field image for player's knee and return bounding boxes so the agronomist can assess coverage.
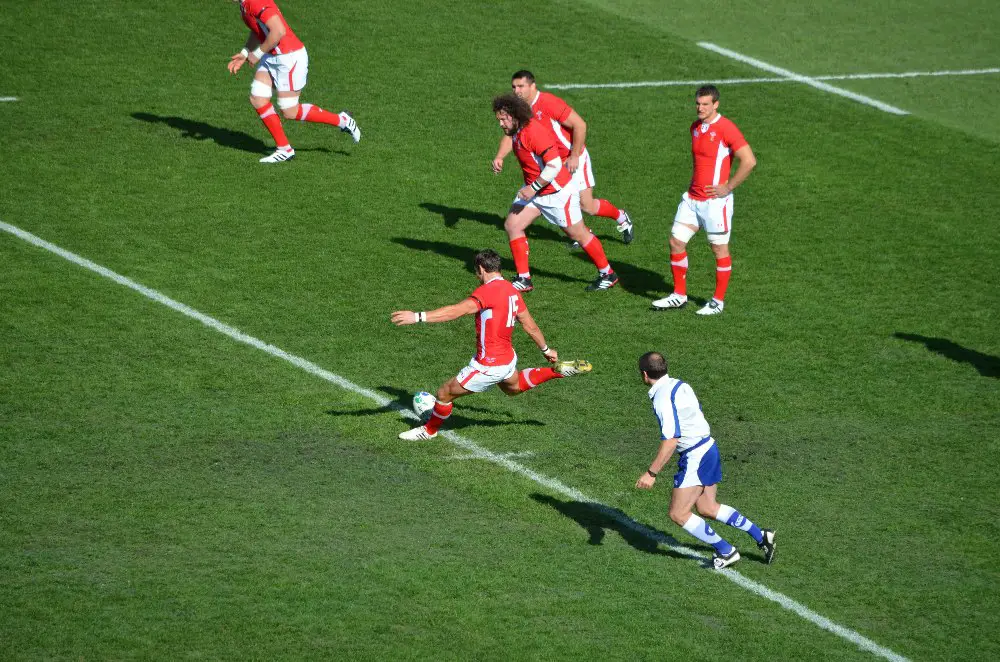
[668,235,688,252]
[670,223,696,249]
[695,502,720,519]
[250,79,273,101]
[668,509,689,527]
[277,95,300,119]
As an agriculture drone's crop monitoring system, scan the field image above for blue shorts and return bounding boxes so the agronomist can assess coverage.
[674,438,722,488]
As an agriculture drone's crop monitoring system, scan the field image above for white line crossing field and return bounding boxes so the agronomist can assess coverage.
[1,219,910,662]
[0,97,19,102]
[547,67,1000,90]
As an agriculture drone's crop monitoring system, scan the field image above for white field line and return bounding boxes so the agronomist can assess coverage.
[448,450,536,461]
[0,97,19,102]
[698,42,909,115]
[1,219,909,662]
[547,67,1000,90]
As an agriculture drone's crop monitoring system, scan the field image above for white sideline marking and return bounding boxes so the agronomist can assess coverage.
[1,220,908,662]
[548,67,1000,90]
[0,97,19,102]
[697,42,909,115]
[448,450,536,461]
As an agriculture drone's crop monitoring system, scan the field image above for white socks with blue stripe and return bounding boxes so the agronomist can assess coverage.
[716,504,764,544]
[682,514,735,555]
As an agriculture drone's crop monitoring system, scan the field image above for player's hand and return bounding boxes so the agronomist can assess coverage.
[491,158,504,174]
[706,183,731,198]
[517,185,535,202]
[248,52,260,65]
[566,154,580,174]
[391,311,417,326]
[635,472,656,489]
[228,54,247,75]
[542,347,558,363]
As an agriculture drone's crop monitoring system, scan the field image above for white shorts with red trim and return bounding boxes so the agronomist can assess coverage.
[571,148,596,192]
[673,192,734,245]
[455,357,518,393]
[256,48,309,93]
[511,184,583,229]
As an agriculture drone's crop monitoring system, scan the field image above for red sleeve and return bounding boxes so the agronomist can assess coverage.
[468,285,486,310]
[525,121,559,161]
[540,93,572,123]
[249,0,279,21]
[723,119,748,152]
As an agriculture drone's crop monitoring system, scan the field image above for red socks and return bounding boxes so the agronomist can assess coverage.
[255,103,290,149]
[580,234,611,272]
[294,103,342,126]
[594,199,622,220]
[714,255,732,301]
[517,367,561,392]
[424,401,453,434]
[510,237,530,277]
[670,252,688,296]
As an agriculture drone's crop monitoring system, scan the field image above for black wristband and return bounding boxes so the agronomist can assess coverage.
[647,469,657,478]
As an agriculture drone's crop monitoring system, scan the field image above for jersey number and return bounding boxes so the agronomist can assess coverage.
[506,295,519,328]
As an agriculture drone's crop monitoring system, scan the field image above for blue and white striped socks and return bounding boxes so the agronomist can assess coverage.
[682,514,735,555]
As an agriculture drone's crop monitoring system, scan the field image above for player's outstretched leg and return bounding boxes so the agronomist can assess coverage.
[581,189,634,245]
[502,360,592,395]
[287,102,362,144]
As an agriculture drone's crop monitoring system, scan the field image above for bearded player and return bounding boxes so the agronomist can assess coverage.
[227,0,361,163]
[493,70,635,245]
[494,94,619,293]
[392,249,592,441]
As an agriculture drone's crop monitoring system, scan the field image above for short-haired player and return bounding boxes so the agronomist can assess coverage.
[652,85,756,315]
[391,249,593,441]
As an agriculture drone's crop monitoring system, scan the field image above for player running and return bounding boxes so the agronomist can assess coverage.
[493,70,635,245]
[227,0,361,163]
[652,85,756,315]
[634,351,776,569]
[391,249,592,441]
[493,94,619,293]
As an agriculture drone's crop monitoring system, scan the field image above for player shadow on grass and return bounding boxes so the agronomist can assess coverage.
[419,202,565,243]
[392,237,585,285]
[531,493,691,561]
[894,333,1000,378]
[131,113,344,156]
[324,384,544,431]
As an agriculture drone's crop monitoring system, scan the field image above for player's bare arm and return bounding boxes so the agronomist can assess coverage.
[518,154,563,201]
[635,437,678,489]
[228,33,261,74]
[707,144,756,198]
[560,110,587,173]
[391,298,479,326]
[492,135,513,174]
[247,15,287,64]
[516,309,558,363]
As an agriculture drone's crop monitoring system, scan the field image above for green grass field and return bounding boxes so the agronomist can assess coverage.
[2,0,999,659]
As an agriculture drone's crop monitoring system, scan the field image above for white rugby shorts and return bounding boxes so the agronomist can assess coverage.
[511,184,583,228]
[455,357,518,393]
[571,148,596,191]
[256,48,309,93]
[673,192,734,245]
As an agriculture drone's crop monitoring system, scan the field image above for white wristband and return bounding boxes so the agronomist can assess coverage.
[540,345,550,353]
[239,48,250,59]
[252,47,264,60]
[415,312,427,323]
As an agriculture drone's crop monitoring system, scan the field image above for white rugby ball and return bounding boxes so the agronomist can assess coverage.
[412,391,437,420]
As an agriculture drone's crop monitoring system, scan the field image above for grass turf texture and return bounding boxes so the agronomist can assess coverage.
[2,0,999,659]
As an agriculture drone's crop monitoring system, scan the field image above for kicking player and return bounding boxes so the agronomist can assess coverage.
[227,0,361,163]
[634,351,776,569]
[652,85,756,315]
[493,70,635,245]
[391,249,592,441]
[494,94,619,293]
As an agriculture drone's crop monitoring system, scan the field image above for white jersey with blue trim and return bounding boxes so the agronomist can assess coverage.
[648,375,711,452]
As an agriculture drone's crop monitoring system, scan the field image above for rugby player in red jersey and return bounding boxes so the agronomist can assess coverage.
[227,0,361,163]
[391,249,592,441]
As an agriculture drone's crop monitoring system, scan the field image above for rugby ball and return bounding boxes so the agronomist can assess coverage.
[412,391,437,420]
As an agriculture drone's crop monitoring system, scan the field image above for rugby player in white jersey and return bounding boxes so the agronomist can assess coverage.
[634,351,776,569]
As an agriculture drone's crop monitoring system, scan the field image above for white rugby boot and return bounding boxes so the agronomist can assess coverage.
[696,299,725,316]
[339,111,361,143]
[398,425,436,441]
[651,292,687,310]
[259,147,295,163]
[712,548,741,570]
